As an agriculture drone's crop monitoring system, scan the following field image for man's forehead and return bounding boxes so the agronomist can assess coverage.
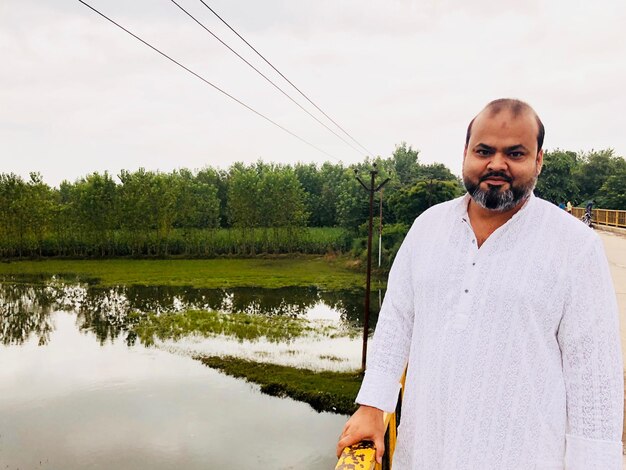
[477,106,535,124]
[471,108,538,139]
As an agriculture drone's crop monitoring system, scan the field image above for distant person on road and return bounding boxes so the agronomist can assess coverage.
[586,200,594,218]
[559,202,566,210]
[337,99,623,469]
[566,200,573,214]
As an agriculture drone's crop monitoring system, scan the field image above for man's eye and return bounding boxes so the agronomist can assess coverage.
[476,149,491,156]
[509,152,524,158]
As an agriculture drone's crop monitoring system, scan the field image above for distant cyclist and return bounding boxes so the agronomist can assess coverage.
[582,200,594,227]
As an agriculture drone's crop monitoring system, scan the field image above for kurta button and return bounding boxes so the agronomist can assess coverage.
[472,239,475,244]
[464,289,469,293]
[472,262,476,266]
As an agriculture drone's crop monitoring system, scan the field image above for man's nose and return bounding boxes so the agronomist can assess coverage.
[487,152,508,172]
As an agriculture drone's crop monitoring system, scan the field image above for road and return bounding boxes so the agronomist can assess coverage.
[600,231,626,365]
[596,230,626,466]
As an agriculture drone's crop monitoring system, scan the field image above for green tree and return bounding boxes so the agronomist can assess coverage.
[534,150,579,204]
[336,166,371,230]
[0,174,28,257]
[0,173,55,257]
[227,163,261,230]
[74,172,118,255]
[418,163,460,183]
[390,142,420,186]
[317,162,345,227]
[55,180,82,256]
[174,169,220,230]
[595,167,626,210]
[196,167,229,227]
[388,180,462,226]
[258,165,308,229]
[294,163,322,226]
[573,149,625,203]
[26,173,55,257]
[118,169,156,255]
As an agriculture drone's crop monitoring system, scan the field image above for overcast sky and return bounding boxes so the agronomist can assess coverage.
[2,0,626,187]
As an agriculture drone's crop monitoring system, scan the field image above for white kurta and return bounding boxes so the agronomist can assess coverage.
[356,194,623,469]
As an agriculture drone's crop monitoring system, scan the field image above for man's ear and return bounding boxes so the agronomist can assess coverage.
[463,145,468,162]
[536,149,544,176]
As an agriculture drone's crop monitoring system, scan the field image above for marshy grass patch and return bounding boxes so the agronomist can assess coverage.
[130,309,315,346]
[0,257,375,290]
[197,355,362,415]
[319,354,347,362]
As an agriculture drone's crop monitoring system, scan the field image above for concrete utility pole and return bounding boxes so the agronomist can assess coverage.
[355,163,389,372]
[378,188,384,268]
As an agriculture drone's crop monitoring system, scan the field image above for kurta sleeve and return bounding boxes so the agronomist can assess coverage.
[557,236,624,469]
[355,226,416,412]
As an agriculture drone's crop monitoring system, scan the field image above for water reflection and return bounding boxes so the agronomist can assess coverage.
[0,311,346,469]
[0,283,55,346]
[0,276,383,347]
[0,275,374,468]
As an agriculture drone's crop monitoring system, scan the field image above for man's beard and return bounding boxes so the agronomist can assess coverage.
[463,170,537,212]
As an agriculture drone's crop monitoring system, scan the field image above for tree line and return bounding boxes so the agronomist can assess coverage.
[0,144,623,259]
[535,148,626,208]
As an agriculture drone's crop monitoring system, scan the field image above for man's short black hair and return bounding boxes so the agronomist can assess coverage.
[465,98,545,152]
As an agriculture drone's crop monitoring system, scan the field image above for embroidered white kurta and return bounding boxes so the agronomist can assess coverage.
[356,194,623,469]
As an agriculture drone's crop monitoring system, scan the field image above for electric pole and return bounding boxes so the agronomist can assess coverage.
[355,163,389,372]
[378,188,384,268]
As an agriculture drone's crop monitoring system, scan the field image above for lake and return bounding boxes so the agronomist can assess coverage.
[0,276,383,469]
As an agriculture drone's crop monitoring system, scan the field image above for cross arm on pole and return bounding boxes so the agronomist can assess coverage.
[375,178,390,192]
[355,174,371,192]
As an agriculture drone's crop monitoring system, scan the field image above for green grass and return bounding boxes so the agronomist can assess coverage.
[130,309,319,345]
[197,355,362,415]
[0,226,354,258]
[0,257,371,290]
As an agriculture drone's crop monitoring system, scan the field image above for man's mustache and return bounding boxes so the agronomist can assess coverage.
[479,172,512,183]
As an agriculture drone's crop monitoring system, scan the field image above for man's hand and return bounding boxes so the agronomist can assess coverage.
[336,405,386,463]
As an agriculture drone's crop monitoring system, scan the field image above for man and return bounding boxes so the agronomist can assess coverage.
[337,99,623,469]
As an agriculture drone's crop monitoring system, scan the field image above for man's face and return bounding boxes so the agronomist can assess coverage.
[462,109,543,212]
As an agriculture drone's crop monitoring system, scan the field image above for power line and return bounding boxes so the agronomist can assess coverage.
[169,0,365,157]
[77,0,341,162]
[197,0,376,157]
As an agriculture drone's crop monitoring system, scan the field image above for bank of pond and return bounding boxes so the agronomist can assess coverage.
[0,256,374,290]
